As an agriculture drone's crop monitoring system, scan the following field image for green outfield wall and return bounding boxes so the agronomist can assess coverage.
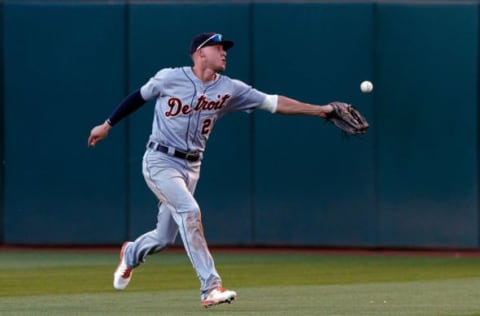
[0,0,478,249]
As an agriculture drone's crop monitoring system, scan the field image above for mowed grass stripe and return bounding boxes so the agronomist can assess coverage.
[0,279,480,315]
[1,251,480,315]
[0,252,480,296]
[1,252,480,297]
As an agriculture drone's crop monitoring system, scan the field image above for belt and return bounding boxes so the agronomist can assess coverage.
[147,141,200,162]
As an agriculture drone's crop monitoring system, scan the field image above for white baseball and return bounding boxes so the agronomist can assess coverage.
[360,80,373,93]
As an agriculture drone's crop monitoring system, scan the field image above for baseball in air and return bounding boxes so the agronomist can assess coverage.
[360,80,374,93]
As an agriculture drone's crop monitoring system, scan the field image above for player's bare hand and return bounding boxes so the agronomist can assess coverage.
[88,121,112,147]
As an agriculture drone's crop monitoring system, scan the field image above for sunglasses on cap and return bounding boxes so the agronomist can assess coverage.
[196,33,223,51]
[189,32,234,55]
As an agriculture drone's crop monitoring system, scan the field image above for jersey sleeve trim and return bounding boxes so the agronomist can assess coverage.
[258,94,278,113]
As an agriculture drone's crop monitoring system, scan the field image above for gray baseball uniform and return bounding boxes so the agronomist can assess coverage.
[122,66,268,299]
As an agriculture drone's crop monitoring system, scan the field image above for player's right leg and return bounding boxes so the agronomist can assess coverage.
[113,202,178,290]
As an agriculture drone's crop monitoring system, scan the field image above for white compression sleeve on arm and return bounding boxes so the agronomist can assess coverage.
[258,94,278,113]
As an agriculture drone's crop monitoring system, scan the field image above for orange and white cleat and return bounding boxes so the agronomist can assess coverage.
[113,241,133,290]
[201,287,237,308]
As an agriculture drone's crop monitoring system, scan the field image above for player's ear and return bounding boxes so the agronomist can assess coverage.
[196,48,207,58]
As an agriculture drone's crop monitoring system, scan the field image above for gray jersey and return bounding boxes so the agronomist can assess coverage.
[140,66,267,153]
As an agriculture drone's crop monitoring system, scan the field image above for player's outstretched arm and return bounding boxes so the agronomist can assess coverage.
[88,121,112,147]
[275,95,333,118]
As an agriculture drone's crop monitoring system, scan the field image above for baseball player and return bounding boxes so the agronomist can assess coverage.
[88,32,337,308]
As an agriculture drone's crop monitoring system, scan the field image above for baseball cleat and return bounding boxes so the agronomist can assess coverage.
[113,241,133,290]
[201,287,237,308]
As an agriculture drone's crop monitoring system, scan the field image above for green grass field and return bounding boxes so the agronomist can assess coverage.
[0,249,480,315]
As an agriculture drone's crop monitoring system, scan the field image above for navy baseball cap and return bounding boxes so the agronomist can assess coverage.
[189,32,234,55]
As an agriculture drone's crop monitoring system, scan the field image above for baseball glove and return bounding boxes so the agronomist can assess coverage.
[326,102,369,135]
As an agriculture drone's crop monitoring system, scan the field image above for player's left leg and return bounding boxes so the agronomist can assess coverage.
[165,163,236,306]
[147,171,223,293]
[170,209,237,307]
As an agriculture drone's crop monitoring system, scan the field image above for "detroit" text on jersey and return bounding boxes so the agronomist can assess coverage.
[165,94,231,117]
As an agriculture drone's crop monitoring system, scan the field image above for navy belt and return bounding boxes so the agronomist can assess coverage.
[147,141,200,162]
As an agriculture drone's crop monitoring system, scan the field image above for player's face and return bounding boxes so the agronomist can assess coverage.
[202,44,227,72]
